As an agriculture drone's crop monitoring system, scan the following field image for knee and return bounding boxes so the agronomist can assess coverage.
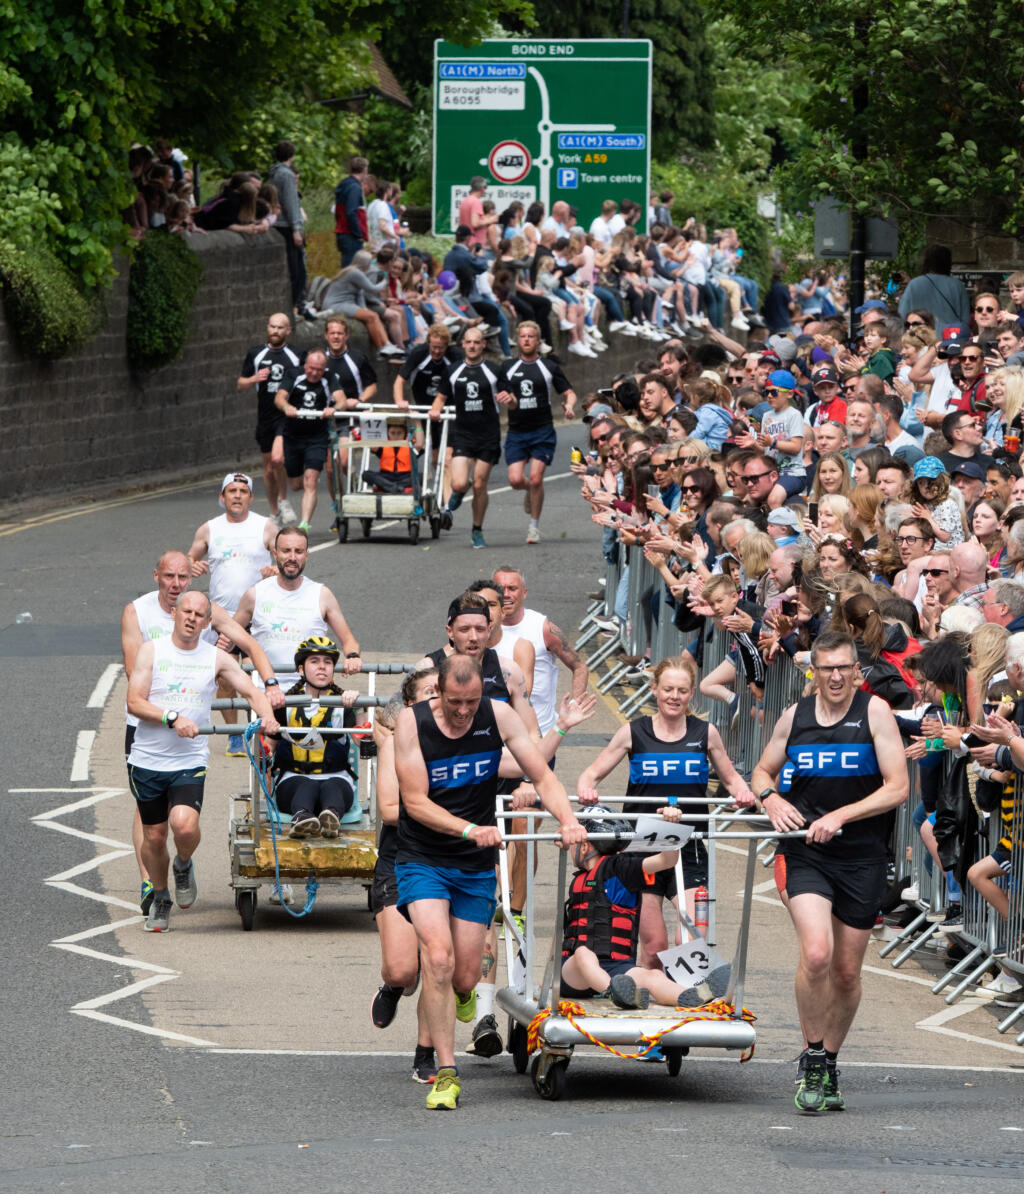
[529,473,544,490]
[830,962,862,995]
[142,824,167,850]
[382,957,419,988]
[473,474,487,494]
[800,943,832,977]
[422,944,455,983]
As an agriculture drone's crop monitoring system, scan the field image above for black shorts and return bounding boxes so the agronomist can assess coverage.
[775,848,887,930]
[256,420,284,453]
[127,764,206,826]
[283,438,328,478]
[274,773,355,818]
[124,724,136,760]
[560,955,635,999]
[645,837,708,899]
[370,863,399,916]
[451,436,502,466]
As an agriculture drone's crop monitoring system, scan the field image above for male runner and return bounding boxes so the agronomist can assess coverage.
[187,473,277,756]
[497,321,577,544]
[274,351,339,531]
[751,631,908,1114]
[323,317,377,526]
[238,312,303,524]
[393,653,586,1109]
[393,323,463,489]
[122,550,285,913]
[433,327,506,549]
[233,525,362,688]
[127,591,280,932]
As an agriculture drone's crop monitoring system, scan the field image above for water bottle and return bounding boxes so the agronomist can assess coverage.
[694,885,709,939]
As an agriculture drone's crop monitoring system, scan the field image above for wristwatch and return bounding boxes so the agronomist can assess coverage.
[165,710,179,728]
[346,652,360,659]
[757,786,778,802]
[264,677,280,689]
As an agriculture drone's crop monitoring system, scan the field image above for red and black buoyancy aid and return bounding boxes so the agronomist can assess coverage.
[562,856,642,964]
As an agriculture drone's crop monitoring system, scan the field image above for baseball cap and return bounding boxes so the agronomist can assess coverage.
[583,402,614,423]
[811,363,839,386]
[767,369,797,392]
[758,349,782,368]
[766,507,801,530]
[854,299,887,315]
[937,334,967,359]
[219,472,254,506]
[951,460,985,481]
[913,456,947,480]
[766,335,798,363]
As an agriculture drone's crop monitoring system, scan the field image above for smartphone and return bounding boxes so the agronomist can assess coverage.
[807,502,819,523]
[781,600,798,617]
[647,484,660,500]
[961,732,986,749]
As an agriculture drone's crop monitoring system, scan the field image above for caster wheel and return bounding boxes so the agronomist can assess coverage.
[509,1021,529,1074]
[531,1054,567,1100]
[337,518,349,543]
[238,890,256,931]
[361,518,372,539]
[408,520,420,544]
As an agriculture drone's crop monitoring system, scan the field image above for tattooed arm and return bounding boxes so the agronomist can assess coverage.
[544,618,590,700]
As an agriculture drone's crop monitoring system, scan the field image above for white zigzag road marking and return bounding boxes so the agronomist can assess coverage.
[33,784,221,1048]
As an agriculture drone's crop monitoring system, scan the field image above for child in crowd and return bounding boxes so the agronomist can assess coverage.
[905,456,965,546]
[860,321,899,383]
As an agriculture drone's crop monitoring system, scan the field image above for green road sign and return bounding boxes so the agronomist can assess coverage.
[433,39,652,235]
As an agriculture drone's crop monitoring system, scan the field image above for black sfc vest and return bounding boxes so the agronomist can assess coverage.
[562,856,641,964]
[779,688,886,860]
[426,646,510,703]
[624,715,710,825]
[396,696,502,872]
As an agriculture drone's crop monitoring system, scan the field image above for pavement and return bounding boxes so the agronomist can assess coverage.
[2,431,1023,1193]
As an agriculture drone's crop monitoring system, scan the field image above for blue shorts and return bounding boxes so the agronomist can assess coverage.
[128,764,206,826]
[560,955,635,999]
[505,425,557,467]
[395,861,497,925]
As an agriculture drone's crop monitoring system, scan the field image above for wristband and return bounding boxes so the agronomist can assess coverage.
[555,727,567,737]
[264,677,280,688]
[462,823,477,840]
[758,787,778,802]
[346,652,360,659]
[161,710,169,726]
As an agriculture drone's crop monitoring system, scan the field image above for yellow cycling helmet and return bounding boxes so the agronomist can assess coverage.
[293,635,340,670]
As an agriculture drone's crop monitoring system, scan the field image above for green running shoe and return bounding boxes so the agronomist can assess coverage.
[426,1067,460,1109]
[454,989,476,1023]
[823,1067,845,1111]
[140,881,154,916]
[794,1064,827,1114]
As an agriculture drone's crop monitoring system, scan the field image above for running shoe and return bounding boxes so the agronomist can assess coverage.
[278,498,297,524]
[823,1067,845,1111]
[318,809,341,838]
[676,962,731,1008]
[900,880,920,902]
[226,733,246,757]
[466,1014,503,1058]
[500,912,526,941]
[298,520,311,532]
[143,896,173,933]
[290,814,320,838]
[793,1047,808,1085]
[140,880,155,916]
[454,989,477,1023]
[982,971,1024,997]
[172,857,198,909]
[471,528,487,549]
[440,509,453,531]
[935,903,964,933]
[269,884,294,906]
[370,983,404,1029]
[794,1064,827,1114]
[426,1067,460,1109]
[526,525,540,545]
[609,973,650,1010]
[412,1046,437,1084]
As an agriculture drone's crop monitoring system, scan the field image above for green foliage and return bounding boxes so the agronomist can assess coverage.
[126,230,203,371]
[706,0,1024,236]
[360,84,433,199]
[0,243,98,359]
[513,1,715,157]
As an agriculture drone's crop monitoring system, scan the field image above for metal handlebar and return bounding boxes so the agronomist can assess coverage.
[212,696,387,710]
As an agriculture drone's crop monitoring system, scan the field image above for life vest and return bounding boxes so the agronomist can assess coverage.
[273,682,356,776]
[562,856,642,964]
[379,444,412,473]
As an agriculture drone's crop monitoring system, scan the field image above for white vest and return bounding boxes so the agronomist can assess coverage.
[500,609,557,733]
[249,576,329,684]
[206,512,272,613]
[128,637,219,771]
[126,591,174,728]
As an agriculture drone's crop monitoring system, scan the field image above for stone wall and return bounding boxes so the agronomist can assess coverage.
[0,231,290,509]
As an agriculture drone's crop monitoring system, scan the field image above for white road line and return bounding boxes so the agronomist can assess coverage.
[35,821,131,849]
[46,880,141,912]
[72,1009,219,1047]
[306,470,574,553]
[54,917,143,944]
[863,964,940,989]
[70,730,96,782]
[86,663,122,708]
[916,995,1024,1055]
[47,848,134,884]
[31,788,126,820]
[72,971,177,1010]
[54,942,176,975]
[11,786,111,794]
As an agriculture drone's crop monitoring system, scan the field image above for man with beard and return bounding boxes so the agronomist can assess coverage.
[233,526,361,687]
[238,312,304,524]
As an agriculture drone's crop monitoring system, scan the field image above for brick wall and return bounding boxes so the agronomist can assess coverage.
[0,231,290,508]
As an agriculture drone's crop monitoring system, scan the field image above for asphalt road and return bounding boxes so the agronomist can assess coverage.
[2,435,1023,1194]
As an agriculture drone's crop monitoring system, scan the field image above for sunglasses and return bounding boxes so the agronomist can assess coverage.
[741,470,773,484]
[975,305,998,313]
[958,354,981,362]
[652,462,672,472]
[727,374,745,383]
[905,319,926,327]
[680,484,703,494]
[679,456,700,465]
[922,568,950,577]
[594,432,612,442]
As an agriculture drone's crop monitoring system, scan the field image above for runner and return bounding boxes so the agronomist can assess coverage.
[233,526,362,688]
[751,630,909,1114]
[126,591,280,932]
[237,312,303,524]
[187,473,277,756]
[577,656,755,968]
[323,316,377,527]
[393,323,462,490]
[274,351,339,532]
[433,327,506,549]
[393,653,586,1109]
[498,321,578,544]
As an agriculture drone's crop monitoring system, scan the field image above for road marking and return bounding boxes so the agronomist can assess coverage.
[0,478,212,537]
[70,730,96,782]
[54,917,143,943]
[863,964,938,989]
[87,663,122,708]
[30,788,127,820]
[306,471,574,553]
[915,996,1024,1055]
[55,942,175,974]
[35,821,131,849]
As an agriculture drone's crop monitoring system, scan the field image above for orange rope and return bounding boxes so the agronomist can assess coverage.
[527,999,757,1062]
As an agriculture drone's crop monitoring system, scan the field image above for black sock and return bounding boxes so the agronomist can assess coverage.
[414,1044,434,1060]
[806,1040,826,1066]
[825,1049,838,1069]
[472,525,481,532]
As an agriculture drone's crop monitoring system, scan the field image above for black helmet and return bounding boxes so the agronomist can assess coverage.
[578,804,632,854]
[294,635,340,671]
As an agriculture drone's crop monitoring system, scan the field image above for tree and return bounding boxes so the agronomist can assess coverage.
[707,0,1024,235]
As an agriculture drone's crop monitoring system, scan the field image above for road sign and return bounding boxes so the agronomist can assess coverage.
[434,39,652,235]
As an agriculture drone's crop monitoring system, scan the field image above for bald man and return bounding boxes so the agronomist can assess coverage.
[950,540,992,609]
[274,350,340,530]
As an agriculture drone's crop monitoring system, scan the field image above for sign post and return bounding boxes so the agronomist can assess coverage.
[433,39,652,235]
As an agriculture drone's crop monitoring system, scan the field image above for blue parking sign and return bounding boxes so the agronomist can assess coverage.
[557,168,578,189]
